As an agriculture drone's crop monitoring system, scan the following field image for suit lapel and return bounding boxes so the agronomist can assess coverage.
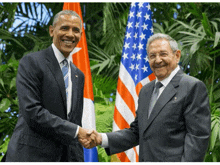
[45,46,67,111]
[70,63,79,115]
[143,69,184,133]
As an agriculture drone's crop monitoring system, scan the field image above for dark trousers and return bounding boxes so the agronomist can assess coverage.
[60,146,68,162]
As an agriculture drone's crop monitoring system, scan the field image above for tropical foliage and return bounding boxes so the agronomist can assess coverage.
[0,2,219,162]
[85,3,130,79]
[0,59,19,160]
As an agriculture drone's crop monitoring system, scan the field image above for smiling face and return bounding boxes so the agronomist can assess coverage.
[49,14,82,58]
[148,39,181,81]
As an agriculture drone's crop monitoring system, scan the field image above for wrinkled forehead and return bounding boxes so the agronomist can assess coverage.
[55,14,82,29]
[58,14,79,22]
[148,39,171,53]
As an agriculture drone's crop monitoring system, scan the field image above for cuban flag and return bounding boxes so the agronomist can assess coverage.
[63,2,98,162]
[112,2,155,162]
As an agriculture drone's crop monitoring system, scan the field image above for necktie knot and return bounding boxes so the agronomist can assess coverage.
[62,59,68,67]
[155,81,163,89]
[61,59,69,77]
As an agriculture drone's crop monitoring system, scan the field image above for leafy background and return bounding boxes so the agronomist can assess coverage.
[0,2,220,162]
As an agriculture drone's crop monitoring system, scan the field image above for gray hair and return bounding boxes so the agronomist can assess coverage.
[52,10,82,28]
[146,33,178,53]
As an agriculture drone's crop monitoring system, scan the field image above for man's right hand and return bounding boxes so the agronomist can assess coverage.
[78,128,102,149]
[89,129,102,146]
[78,127,93,148]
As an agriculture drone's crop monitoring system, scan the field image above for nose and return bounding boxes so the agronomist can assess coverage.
[155,55,162,63]
[66,29,75,37]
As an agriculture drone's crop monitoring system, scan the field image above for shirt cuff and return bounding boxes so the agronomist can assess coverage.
[100,133,109,148]
[74,126,79,138]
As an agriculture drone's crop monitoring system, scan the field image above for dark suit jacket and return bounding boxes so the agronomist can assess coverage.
[106,69,211,162]
[5,46,85,162]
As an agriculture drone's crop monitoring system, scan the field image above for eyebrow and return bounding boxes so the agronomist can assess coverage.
[60,25,80,30]
[149,51,168,54]
[60,25,69,28]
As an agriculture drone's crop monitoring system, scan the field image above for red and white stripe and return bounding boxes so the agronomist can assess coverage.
[113,62,155,162]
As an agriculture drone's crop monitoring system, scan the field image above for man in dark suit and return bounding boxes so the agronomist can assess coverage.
[83,33,211,162]
[5,10,94,162]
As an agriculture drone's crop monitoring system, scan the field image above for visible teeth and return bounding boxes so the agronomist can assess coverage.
[63,41,72,44]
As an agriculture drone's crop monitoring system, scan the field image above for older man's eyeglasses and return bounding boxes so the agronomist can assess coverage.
[148,51,176,61]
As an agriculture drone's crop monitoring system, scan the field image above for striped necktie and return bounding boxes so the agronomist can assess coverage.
[61,59,69,100]
[148,82,163,118]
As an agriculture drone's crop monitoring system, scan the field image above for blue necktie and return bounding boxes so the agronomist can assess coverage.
[148,82,163,118]
[61,59,69,100]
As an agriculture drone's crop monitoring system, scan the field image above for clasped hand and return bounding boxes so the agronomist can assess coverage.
[78,127,102,149]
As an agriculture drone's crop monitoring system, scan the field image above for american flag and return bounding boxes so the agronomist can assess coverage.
[112,2,155,162]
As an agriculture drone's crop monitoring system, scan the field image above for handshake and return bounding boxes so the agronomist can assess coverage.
[78,127,102,149]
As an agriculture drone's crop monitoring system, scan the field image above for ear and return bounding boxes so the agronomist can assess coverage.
[175,50,181,63]
[49,25,54,37]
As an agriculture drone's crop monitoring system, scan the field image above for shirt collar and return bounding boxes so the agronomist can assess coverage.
[51,43,72,64]
[155,65,180,87]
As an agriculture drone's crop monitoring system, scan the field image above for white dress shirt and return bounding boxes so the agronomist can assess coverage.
[51,43,79,138]
[101,65,180,147]
[156,65,180,99]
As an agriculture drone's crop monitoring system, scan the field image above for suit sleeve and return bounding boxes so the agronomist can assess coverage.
[105,115,139,155]
[105,88,143,155]
[16,55,82,145]
[181,80,211,161]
